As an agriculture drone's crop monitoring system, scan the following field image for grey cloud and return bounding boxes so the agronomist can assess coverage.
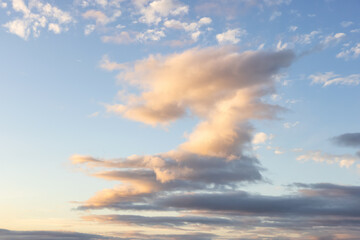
[83,214,235,227]
[74,153,263,210]
[0,229,217,240]
[332,133,360,147]
[157,184,360,217]
[292,183,360,197]
[0,229,113,240]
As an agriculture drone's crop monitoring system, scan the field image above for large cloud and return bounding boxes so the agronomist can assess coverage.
[77,184,360,239]
[72,47,294,210]
[70,45,360,239]
[69,47,314,238]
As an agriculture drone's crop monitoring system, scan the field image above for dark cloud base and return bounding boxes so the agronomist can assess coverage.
[332,133,360,147]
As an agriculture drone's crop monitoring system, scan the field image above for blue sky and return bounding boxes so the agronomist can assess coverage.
[1,0,360,239]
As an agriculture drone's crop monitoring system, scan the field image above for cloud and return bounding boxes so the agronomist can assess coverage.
[337,42,360,59]
[321,32,346,47]
[101,31,134,44]
[341,21,353,28]
[252,132,272,144]
[294,31,320,45]
[99,55,127,70]
[164,17,212,41]
[75,0,123,8]
[297,150,358,168]
[76,182,360,239]
[283,121,299,128]
[276,40,288,50]
[71,47,295,215]
[264,0,292,6]
[71,152,263,210]
[83,214,234,227]
[269,11,282,21]
[82,9,110,25]
[0,0,7,8]
[0,229,217,240]
[103,47,293,126]
[0,229,112,240]
[289,25,298,32]
[133,0,188,25]
[157,183,360,217]
[309,72,360,87]
[84,24,96,35]
[216,28,246,44]
[3,0,73,40]
[332,133,360,147]
[82,9,121,26]
[136,29,165,41]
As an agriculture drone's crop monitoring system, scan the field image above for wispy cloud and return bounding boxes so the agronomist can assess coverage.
[283,121,299,128]
[309,72,360,87]
[269,11,281,21]
[297,150,358,168]
[337,42,360,59]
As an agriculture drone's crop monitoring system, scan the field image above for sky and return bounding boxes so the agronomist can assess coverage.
[0,0,360,239]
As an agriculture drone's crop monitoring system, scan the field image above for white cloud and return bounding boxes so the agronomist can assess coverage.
[264,0,292,6]
[294,31,320,45]
[0,0,7,8]
[321,32,346,47]
[99,55,127,71]
[164,17,212,42]
[3,18,30,39]
[283,121,299,128]
[337,43,360,60]
[258,43,265,50]
[289,25,298,32]
[134,0,188,25]
[276,40,288,50]
[274,149,283,155]
[216,28,247,45]
[269,11,281,21]
[84,24,96,35]
[285,99,300,104]
[341,21,353,28]
[48,23,61,34]
[96,0,108,8]
[297,151,358,168]
[136,29,165,41]
[271,94,282,101]
[3,0,73,39]
[82,10,110,24]
[252,132,271,144]
[309,72,360,87]
[82,9,121,26]
[101,31,134,44]
[76,0,122,8]
[88,112,100,118]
